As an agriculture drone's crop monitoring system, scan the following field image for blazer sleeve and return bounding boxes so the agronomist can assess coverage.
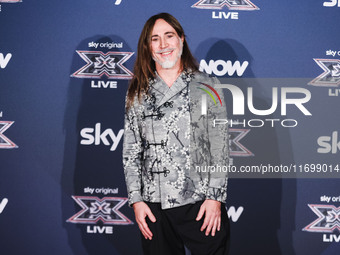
[205,76,229,203]
[122,98,144,207]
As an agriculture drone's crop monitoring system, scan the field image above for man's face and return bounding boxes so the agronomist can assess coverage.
[150,19,183,70]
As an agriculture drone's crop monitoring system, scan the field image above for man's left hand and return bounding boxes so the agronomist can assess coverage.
[196,199,221,237]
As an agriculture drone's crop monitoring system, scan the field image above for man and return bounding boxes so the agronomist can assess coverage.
[123,13,229,255]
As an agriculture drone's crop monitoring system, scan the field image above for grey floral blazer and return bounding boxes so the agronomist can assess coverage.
[123,71,229,209]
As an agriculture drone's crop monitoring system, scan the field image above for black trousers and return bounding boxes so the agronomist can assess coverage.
[141,201,230,255]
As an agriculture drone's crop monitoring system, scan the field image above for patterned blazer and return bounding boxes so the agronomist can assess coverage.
[123,71,229,209]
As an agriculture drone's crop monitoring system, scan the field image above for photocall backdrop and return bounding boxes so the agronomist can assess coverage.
[0,1,339,254]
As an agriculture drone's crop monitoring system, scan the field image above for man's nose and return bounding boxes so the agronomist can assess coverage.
[160,37,168,49]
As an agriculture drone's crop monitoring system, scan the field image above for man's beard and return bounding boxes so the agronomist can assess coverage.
[153,40,183,69]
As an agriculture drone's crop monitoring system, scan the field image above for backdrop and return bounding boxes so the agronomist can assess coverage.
[0,1,339,254]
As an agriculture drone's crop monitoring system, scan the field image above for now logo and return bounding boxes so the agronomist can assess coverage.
[0,53,12,69]
[80,123,124,151]
[199,59,249,77]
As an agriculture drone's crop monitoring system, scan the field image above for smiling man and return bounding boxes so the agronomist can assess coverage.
[123,13,230,255]
[151,19,183,70]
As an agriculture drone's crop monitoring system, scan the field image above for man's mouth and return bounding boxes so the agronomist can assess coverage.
[156,48,175,58]
[161,51,172,56]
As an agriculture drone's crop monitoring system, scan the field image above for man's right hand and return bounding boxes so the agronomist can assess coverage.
[132,201,156,240]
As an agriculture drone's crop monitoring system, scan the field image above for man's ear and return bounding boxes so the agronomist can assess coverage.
[181,36,184,43]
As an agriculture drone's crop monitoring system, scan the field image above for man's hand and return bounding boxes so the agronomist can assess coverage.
[196,199,221,236]
[132,201,156,240]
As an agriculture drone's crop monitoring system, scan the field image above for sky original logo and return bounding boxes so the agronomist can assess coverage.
[80,123,124,151]
[309,59,340,87]
[303,204,340,242]
[67,196,132,225]
[192,0,259,11]
[71,51,134,79]
[0,121,18,149]
[199,59,248,77]
[0,53,12,69]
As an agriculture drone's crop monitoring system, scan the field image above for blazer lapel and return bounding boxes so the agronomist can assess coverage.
[156,75,188,108]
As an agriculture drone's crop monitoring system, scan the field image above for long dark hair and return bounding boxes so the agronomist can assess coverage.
[126,13,198,109]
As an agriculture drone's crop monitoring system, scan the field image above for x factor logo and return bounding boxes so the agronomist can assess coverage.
[303,204,340,233]
[71,51,134,79]
[309,59,340,87]
[192,0,259,11]
[229,128,253,156]
[67,196,132,225]
[0,121,18,149]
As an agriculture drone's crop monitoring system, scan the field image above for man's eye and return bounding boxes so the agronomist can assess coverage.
[151,38,159,42]
[167,35,174,39]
